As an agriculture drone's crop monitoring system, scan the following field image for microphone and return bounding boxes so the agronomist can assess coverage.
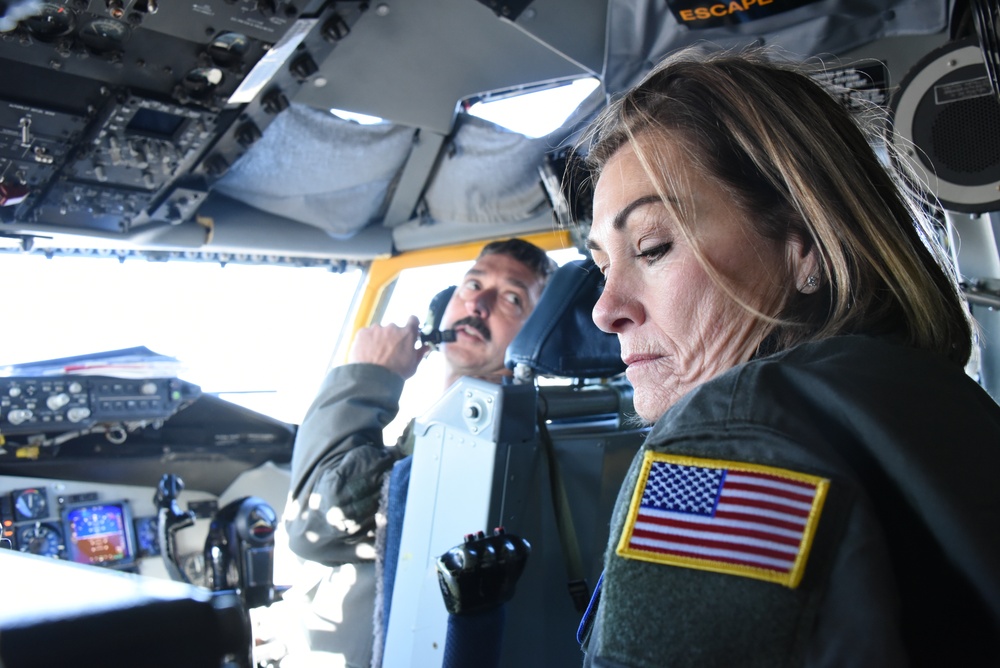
[420,328,457,346]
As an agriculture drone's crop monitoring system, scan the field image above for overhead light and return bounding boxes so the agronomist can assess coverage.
[330,108,386,125]
[466,77,601,138]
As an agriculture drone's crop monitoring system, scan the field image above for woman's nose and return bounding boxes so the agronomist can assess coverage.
[592,273,641,334]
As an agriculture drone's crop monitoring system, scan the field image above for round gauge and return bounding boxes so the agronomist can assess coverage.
[78,18,130,54]
[13,487,49,521]
[17,522,63,558]
[207,32,249,68]
[181,552,206,586]
[23,3,76,40]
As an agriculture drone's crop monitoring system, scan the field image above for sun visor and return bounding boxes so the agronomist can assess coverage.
[605,0,950,93]
[212,103,415,238]
[422,114,553,225]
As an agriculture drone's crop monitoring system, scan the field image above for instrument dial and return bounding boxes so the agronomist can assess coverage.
[181,552,206,586]
[23,3,76,40]
[13,487,49,521]
[78,18,130,54]
[17,522,63,558]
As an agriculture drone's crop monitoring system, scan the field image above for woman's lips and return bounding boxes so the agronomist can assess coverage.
[622,353,661,367]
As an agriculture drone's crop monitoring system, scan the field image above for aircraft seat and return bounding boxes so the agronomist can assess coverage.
[505,257,630,432]
[381,256,646,668]
[506,257,626,382]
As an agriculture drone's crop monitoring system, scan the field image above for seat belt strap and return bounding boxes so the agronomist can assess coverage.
[537,408,590,612]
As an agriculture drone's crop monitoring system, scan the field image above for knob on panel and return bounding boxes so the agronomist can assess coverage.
[46,393,70,411]
[7,409,33,426]
[207,32,250,68]
[67,407,92,423]
[289,53,319,81]
[183,67,225,99]
[262,88,290,115]
[235,121,262,147]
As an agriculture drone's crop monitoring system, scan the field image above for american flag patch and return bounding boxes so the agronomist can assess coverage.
[617,451,829,588]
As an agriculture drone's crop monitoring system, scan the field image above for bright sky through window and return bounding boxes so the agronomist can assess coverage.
[467,77,601,138]
[0,254,360,425]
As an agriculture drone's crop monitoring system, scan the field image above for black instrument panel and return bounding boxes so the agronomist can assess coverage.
[0,375,201,435]
[1,484,153,565]
[0,0,362,235]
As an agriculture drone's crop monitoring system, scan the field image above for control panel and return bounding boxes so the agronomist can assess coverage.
[0,0,365,234]
[25,93,223,231]
[0,375,200,434]
[2,485,146,566]
[0,477,221,580]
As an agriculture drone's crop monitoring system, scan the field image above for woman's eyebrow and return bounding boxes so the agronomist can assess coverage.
[586,194,667,251]
[613,195,664,230]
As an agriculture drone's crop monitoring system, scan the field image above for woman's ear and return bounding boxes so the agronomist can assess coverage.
[787,234,821,294]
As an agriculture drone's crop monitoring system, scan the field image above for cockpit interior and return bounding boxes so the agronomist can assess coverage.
[1,0,999,666]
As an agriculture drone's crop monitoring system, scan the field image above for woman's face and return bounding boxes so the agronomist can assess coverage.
[588,138,795,423]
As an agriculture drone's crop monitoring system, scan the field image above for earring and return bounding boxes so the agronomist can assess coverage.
[800,274,819,293]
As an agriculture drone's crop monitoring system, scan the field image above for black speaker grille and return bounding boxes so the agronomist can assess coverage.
[931,95,1000,173]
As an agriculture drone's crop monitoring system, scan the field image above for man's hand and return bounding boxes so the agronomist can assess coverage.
[349,315,430,380]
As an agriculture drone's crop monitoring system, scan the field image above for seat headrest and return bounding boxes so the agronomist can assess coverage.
[505,258,625,380]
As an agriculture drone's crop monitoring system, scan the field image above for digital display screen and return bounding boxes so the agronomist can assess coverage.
[63,501,135,568]
[126,107,186,139]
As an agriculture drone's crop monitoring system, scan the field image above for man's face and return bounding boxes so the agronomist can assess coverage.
[440,252,547,382]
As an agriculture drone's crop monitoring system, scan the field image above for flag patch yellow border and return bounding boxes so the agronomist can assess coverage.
[617,451,829,588]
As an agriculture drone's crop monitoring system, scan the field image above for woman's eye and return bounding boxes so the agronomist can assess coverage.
[636,242,672,264]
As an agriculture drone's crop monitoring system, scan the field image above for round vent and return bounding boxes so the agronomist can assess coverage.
[890,38,1000,213]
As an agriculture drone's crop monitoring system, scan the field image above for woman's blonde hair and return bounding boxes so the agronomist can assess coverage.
[582,46,974,366]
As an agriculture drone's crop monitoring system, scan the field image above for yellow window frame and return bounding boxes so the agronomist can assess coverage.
[343,230,573,361]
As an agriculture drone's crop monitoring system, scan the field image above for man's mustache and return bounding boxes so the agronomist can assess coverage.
[451,316,491,341]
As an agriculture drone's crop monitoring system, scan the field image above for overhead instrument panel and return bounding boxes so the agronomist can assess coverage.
[0,375,202,435]
[0,0,365,235]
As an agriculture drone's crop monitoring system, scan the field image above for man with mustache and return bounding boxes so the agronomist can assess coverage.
[283,238,556,668]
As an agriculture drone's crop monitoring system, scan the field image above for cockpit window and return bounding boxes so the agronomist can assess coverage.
[0,254,362,425]
[465,77,601,138]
